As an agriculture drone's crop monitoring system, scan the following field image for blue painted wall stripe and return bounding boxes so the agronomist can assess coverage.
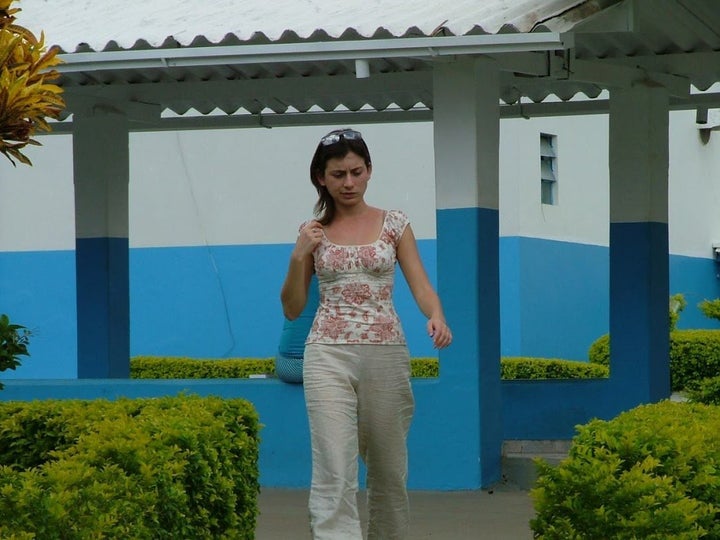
[1,238,718,381]
[0,250,77,379]
[504,238,610,361]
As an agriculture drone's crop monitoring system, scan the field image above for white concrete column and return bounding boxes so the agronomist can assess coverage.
[427,57,502,488]
[609,85,671,403]
[73,108,130,378]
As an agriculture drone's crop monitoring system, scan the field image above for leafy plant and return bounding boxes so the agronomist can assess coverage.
[0,0,64,166]
[669,292,687,331]
[0,313,31,389]
[502,356,608,380]
[531,401,720,538]
[686,374,720,405]
[0,396,261,538]
[698,298,720,323]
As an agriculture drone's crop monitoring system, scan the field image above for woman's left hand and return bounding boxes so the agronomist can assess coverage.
[427,318,452,349]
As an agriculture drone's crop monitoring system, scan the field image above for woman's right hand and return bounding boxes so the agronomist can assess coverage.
[293,220,323,259]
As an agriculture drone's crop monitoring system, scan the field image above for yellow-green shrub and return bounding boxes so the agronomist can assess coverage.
[588,330,720,390]
[131,356,438,379]
[0,395,260,539]
[687,375,720,405]
[670,330,720,390]
[131,356,274,379]
[411,357,439,378]
[531,401,720,539]
[502,357,608,380]
[132,356,608,381]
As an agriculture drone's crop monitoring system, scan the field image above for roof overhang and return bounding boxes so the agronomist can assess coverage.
[28,0,720,133]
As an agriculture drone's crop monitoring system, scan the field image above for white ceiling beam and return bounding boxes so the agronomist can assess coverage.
[44,90,720,135]
[56,33,574,73]
[61,71,434,111]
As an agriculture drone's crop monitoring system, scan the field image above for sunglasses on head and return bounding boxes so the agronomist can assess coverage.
[319,129,363,146]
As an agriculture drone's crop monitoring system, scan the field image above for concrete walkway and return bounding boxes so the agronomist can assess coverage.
[256,485,536,539]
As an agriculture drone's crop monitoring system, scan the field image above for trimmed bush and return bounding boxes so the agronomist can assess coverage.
[686,375,720,405]
[131,355,439,379]
[0,395,260,539]
[531,400,720,539]
[588,330,720,390]
[411,357,439,378]
[588,334,610,367]
[502,357,608,380]
[131,356,274,379]
[670,330,720,390]
[132,356,607,381]
[698,298,720,322]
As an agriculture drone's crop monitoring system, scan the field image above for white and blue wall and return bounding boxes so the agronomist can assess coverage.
[1,111,719,380]
[2,104,720,489]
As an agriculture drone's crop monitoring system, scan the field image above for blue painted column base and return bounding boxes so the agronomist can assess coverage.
[610,222,671,404]
[433,207,502,488]
[76,237,130,378]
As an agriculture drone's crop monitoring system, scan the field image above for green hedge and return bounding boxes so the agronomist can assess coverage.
[670,330,720,390]
[588,330,720,390]
[130,356,275,379]
[587,334,610,367]
[531,400,720,539]
[409,357,439,378]
[132,356,605,381]
[0,395,260,539]
[687,375,720,405]
[501,357,608,380]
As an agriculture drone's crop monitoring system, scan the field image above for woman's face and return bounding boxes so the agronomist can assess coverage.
[318,151,371,207]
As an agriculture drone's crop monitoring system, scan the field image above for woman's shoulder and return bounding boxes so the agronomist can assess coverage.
[384,209,410,226]
[381,209,410,245]
[297,218,317,232]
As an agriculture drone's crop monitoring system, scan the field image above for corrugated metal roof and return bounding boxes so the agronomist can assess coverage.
[18,0,593,51]
[13,0,720,127]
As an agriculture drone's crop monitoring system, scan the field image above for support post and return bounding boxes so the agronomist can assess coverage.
[73,108,130,378]
[431,57,502,488]
[609,86,671,404]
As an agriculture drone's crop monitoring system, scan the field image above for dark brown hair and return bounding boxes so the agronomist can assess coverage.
[309,129,372,225]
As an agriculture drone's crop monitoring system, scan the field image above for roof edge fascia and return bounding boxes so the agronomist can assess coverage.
[56,32,574,73]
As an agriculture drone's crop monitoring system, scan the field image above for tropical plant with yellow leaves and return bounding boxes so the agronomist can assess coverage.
[0,0,64,166]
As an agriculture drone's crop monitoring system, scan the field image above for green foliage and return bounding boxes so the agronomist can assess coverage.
[669,293,687,331]
[131,356,275,379]
[531,401,720,539]
[410,357,439,378]
[588,330,720,391]
[670,330,720,390]
[0,395,260,538]
[686,375,720,405]
[0,1,65,166]
[588,334,610,367]
[502,357,608,380]
[0,313,31,389]
[132,356,609,381]
[698,298,720,323]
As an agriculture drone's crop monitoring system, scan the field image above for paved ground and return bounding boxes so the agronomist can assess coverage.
[256,485,536,539]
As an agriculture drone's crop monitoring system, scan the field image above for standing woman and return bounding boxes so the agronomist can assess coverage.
[281,128,452,539]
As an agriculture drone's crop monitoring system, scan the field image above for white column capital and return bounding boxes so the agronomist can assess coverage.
[73,111,130,239]
[433,57,500,211]
[609,86,670,224]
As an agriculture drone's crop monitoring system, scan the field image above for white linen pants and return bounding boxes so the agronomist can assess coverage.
[303,343,415,540]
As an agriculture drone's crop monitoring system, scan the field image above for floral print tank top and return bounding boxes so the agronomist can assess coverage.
[306,209,409,345]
